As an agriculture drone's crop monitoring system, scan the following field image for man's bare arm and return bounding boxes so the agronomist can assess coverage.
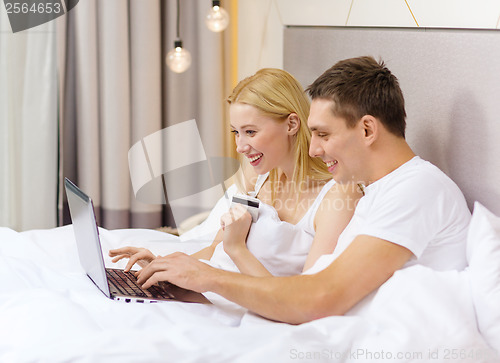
[137,235,413,324]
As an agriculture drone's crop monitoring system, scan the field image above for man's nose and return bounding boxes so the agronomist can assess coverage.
[309,136,323,158]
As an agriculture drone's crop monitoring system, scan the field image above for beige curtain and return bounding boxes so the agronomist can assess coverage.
[59,0,236,229]
[0,10,58,231]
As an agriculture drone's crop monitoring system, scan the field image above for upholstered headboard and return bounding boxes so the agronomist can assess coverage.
[284,26,500,215]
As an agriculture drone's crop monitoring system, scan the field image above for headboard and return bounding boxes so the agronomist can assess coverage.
[284,26,500,215]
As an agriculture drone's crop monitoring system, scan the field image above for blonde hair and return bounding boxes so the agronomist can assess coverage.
[227,68,331,202]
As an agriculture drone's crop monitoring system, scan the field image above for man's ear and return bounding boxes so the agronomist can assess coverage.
[360,115,378,145]
[287,113,301,136]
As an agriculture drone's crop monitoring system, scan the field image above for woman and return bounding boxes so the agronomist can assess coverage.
[110,68,360,276]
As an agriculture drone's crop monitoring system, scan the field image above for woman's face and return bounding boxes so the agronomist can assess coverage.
[230,103,294,175]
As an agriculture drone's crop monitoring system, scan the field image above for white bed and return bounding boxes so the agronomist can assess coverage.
[1,200,500,362]
[2,26,500,362]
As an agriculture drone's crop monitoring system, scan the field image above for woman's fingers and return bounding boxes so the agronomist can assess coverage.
[111,255,127,263]
[109,247,155,271]
[220,205,248,228]
[109,246,137,257]
[124,251,155,272]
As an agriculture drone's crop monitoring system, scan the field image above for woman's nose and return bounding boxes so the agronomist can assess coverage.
[236,138,250,154]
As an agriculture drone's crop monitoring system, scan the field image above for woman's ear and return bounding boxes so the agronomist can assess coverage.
[287,113,301,136]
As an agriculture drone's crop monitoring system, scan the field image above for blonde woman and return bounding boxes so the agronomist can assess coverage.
[110,68,360,277]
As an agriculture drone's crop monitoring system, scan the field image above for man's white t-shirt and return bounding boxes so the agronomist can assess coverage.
[307,156,470,274]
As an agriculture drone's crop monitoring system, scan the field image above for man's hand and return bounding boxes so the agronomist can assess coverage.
[136,252,220,292]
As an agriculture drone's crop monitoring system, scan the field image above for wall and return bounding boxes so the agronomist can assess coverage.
[237,0,500,79]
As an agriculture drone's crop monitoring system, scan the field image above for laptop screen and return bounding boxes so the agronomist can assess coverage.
[65,178,111,298]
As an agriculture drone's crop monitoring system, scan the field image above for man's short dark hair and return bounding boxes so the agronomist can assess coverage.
[307,56,407,138]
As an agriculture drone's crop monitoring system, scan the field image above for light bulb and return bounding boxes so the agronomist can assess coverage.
[166,40,191,73]
[205,1,229,32]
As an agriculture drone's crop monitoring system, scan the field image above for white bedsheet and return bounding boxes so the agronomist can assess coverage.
[0,226,497,362]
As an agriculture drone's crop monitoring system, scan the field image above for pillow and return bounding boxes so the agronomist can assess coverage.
[466,202,500,352]
[180,184,237,243]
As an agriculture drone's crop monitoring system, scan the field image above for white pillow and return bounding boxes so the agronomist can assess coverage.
[180,184,237,243]
[466,201,500,352]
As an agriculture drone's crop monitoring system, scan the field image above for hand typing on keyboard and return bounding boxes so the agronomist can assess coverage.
[106,269,175,299]
[109,247,156,272]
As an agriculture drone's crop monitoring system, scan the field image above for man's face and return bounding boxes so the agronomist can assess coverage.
[308,99,365,184]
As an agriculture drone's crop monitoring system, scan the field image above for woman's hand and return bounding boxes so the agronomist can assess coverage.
[109,247,156,272]
[219,204,271,277]
[220,204,252,257]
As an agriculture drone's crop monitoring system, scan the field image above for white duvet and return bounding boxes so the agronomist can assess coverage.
[0,223,498,362]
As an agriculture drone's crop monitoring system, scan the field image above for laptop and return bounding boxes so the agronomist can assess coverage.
[65,177,210,304]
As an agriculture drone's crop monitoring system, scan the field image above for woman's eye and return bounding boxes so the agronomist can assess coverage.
[246,130,256,136]
[230,130,238,136]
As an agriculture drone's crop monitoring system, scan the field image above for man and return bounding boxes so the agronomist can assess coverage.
[136,56,470,324]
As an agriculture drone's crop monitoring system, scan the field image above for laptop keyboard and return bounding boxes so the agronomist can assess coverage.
[106,268,173,299]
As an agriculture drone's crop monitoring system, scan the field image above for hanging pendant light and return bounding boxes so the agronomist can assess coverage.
[166,0,191,73]
[205,0,229,33]
[166,39,191,73]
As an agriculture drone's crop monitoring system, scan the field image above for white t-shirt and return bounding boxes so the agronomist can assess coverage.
[307,156,470,274]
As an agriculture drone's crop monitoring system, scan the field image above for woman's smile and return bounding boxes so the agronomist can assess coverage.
[248,153,263,166]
